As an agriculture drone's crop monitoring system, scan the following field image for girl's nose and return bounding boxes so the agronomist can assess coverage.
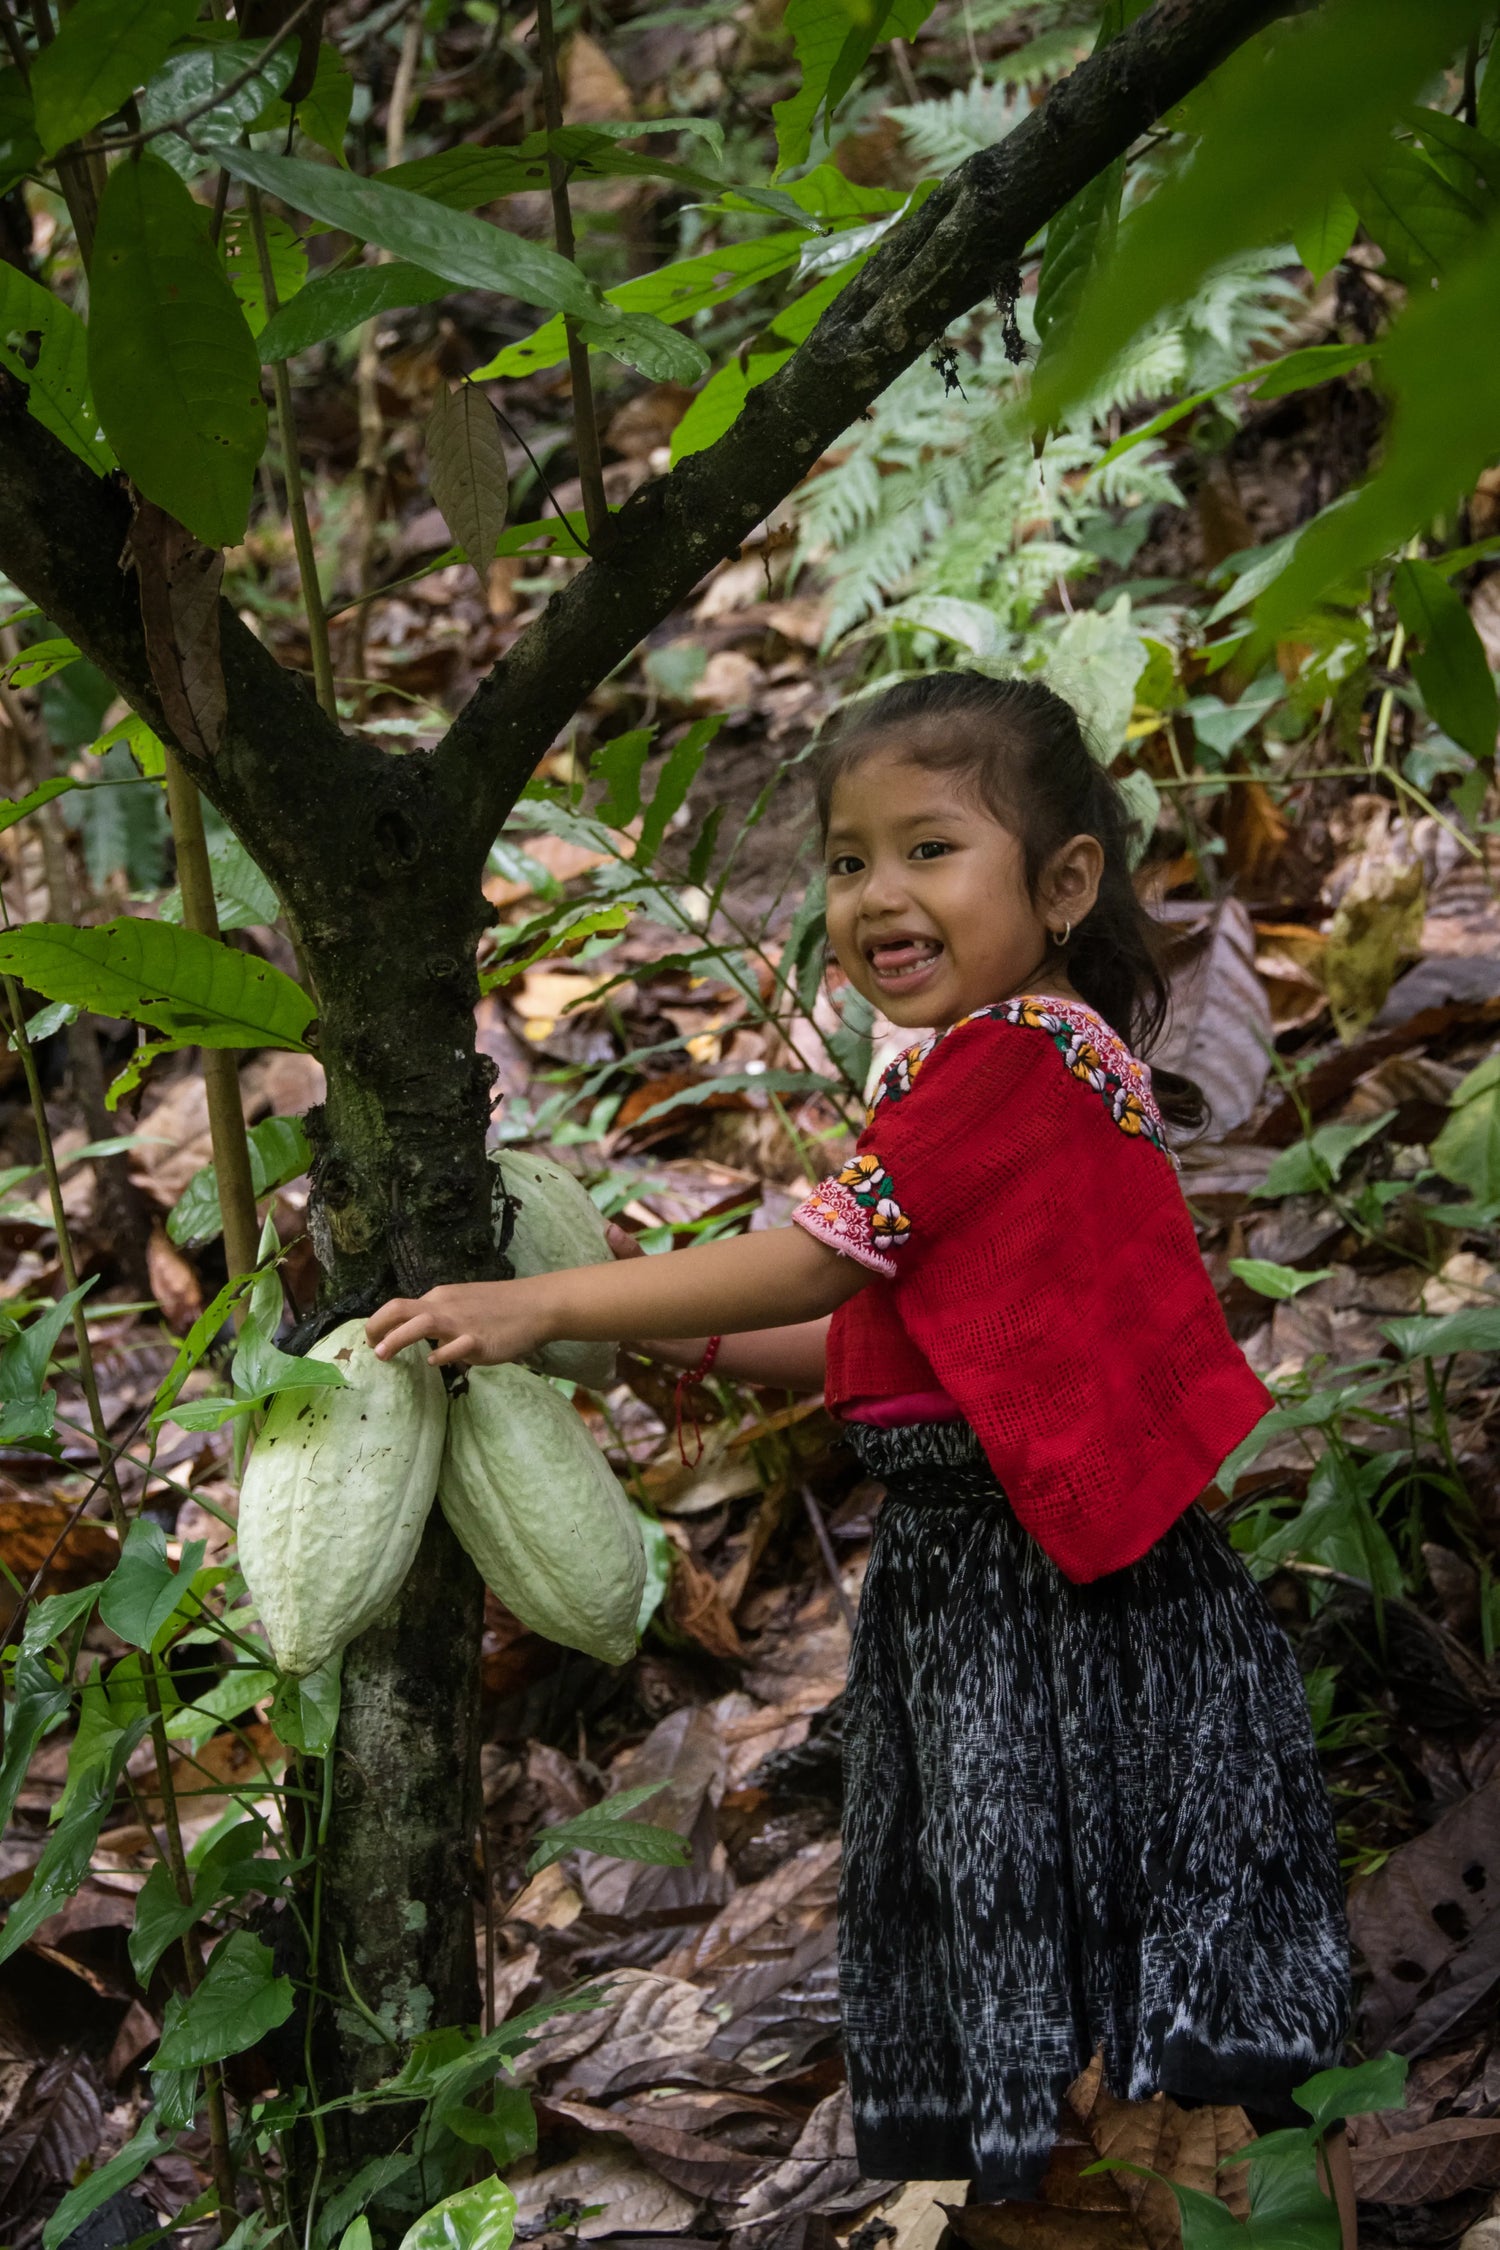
[860,856,910,913]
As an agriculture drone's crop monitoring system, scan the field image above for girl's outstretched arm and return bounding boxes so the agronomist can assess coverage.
[365,1223,864,1369]
[604,1223,830,1392]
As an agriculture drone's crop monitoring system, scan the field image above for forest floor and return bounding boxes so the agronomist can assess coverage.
[6,757,1500,2250]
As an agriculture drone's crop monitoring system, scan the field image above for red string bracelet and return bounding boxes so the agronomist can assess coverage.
[674,1334,722,1467]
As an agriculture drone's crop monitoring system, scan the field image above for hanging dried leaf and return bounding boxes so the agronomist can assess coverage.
[425,381,509,594]
[124,496,227,761]
[1150,899,1274,1139]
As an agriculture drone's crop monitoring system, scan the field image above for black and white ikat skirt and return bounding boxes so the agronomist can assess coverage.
[838,1420,1350,2201]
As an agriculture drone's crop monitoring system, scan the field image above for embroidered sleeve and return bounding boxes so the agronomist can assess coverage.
[792,1152,910,1278]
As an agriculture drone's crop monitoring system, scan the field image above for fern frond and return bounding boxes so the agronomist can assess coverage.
[887,82,1027,174]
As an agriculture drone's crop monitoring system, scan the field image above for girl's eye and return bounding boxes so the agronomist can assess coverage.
[828,853,864,877]
[911,839,952,862]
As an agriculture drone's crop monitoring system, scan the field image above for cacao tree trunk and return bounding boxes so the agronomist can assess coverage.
[266,760,498,2205]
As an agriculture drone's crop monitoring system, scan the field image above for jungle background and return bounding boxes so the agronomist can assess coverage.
[6,0,1500,2246]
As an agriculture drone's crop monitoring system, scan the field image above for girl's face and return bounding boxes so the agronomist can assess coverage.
[822,747,1102,1031]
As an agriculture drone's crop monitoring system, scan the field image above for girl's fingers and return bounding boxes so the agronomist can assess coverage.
[429,1334,477,1367]
[366,1297,421,1346]
[606,1222,645,1261]
[371,1313,444,1359]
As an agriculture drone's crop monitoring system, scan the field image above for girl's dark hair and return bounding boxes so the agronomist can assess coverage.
[812,671,1207,1133]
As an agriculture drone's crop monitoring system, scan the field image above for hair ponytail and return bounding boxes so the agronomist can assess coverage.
[811,672,1207,1133]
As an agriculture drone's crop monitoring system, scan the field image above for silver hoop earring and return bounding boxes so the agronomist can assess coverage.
[1053,921,1072,947]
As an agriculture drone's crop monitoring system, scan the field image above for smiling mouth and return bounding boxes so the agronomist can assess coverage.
[865,935,944,984]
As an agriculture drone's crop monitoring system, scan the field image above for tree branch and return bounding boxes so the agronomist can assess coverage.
[434,0,1299,836]
[0,376,377,906]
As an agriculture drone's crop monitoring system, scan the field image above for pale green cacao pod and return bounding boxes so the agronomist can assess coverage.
[439,1361,645,1664]
[238,1320,447,1676]
[490,1148,616,1391]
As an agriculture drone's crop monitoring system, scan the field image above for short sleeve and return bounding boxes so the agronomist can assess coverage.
[791,1149,912,1277]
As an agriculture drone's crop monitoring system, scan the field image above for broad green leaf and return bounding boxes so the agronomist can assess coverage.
[168,1114,311,1247]
[1391,558,1498,762]
[636,716,719,869]
[90,708,166,778]
[397,2176,516,2250]
[221,208,307,339]
[2,638,80,693]
[382,116,727,210]
[442,2086,536,2167]
[129,1857,197,1984]
[1032,0,1491,424]
[1227,1260,1335,1301]
[592,729,654,827]
[89,155,266,547]
[1295,189,1359,280]
[31,0,199,156]
[270,1658,341,1757]
[1382,1306,1500,1361]
[1292,2053,1407,2135]
[316,2160,423,2250]
[527,1781,691,1876]
[295,42,355,160]
[379,145,550,207]
[138,36,296,176]
[0,1278,95,1424]
[259,259,451,361]
[581,308,707,386]
[130,1819,280,1980]
[98,1518,205,1649]
[0,263,112,472]
[1483,39,1500,144]
[147,1996,201,2129]
[206,144,642,347]
[479,906,630,994]
[229,1290,349,1408]
[1431,1057,1500,1201]
[1034,154,1124,388]
[339,2224,374,2250]
[1352,143,1486,287]
[1405,107,1500,206]
[670,260,873,462]
[773,0,937,174]
[160,831,281,933]
[165,1662,278,1747]
[1258,227,1500,631]
[0,1715,149,1965]
[0,918,314,1050]
[0,1585,101,1836]
[154,1930,294,2068]
[426,382,509,592]
[472,233,803,384]
[41,2114,172,2250]
[0,776,79,834]
[1252,1110,1396,1199]
[0,70,41,196]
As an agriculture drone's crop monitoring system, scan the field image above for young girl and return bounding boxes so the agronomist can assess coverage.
[368,674,1352,2225]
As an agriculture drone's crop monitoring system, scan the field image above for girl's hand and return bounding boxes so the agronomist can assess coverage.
[365,1278,553,1368]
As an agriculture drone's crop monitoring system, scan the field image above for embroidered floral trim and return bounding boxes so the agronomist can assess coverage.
[871,994,1172,1158]
[792,1155,909,1277]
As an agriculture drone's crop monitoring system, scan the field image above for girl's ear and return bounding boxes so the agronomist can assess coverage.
[1040,833,1104,931]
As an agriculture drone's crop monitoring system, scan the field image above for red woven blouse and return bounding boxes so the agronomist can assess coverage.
[792,996,1270,1584]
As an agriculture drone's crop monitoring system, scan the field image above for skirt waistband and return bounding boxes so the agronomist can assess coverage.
[844,1416,988,1485]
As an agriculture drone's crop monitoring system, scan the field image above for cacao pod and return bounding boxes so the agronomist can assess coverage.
[238,1320,447,1676]
[439,1361,645,1663]
[491,1148,616,1391]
